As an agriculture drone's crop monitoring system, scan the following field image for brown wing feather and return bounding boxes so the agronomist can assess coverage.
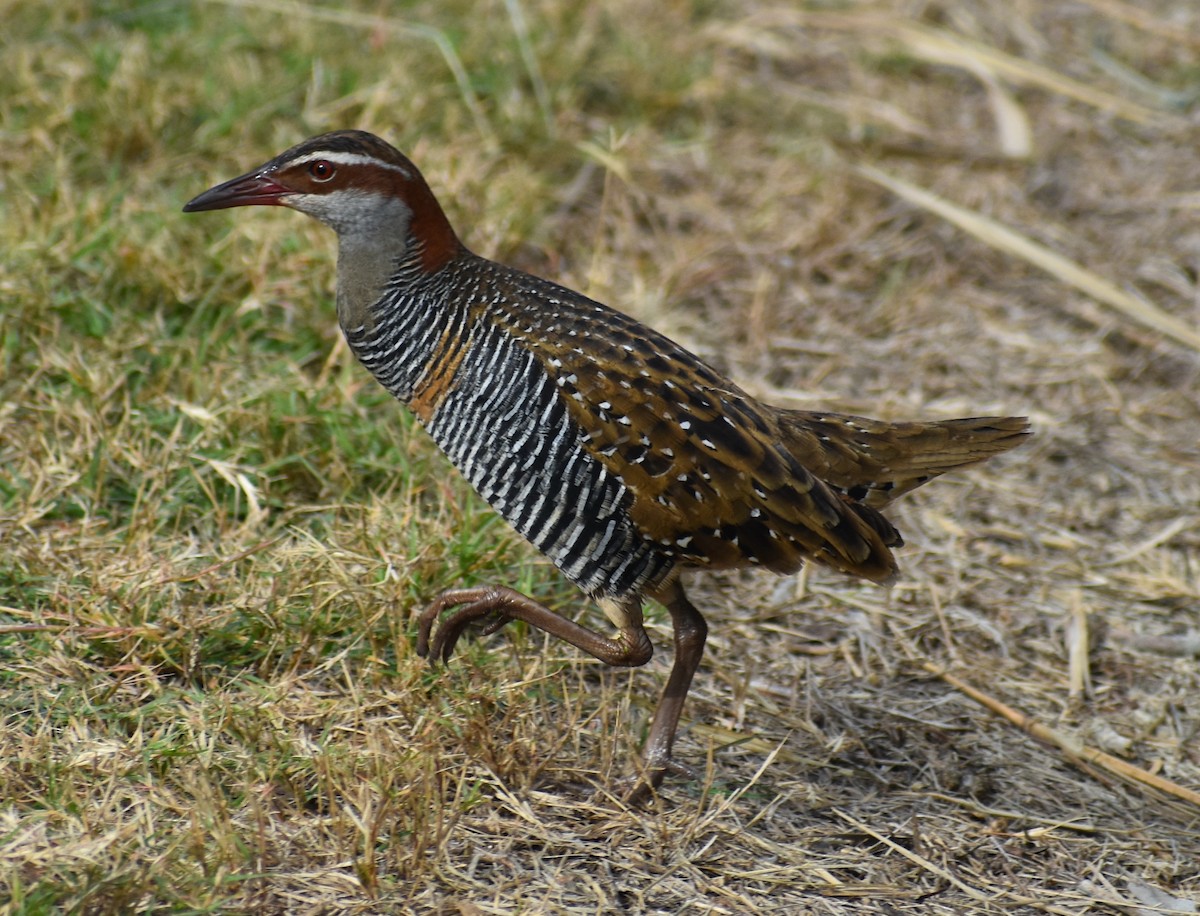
[493,291,901,584]
[489,277,1028,586]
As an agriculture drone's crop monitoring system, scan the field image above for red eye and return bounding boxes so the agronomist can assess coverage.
[309,160,335,181]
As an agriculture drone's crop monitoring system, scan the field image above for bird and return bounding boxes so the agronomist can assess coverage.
[184,130,1029,800]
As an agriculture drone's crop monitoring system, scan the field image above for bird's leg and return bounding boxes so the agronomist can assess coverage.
[417,582,708,803]
[625,577,709,803]
[416,585,653,668]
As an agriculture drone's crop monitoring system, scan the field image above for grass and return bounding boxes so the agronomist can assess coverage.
[3,0,1200,912]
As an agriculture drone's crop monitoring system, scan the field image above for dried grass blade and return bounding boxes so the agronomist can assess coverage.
[154,537,284,584]
[924,663,1200,811]
[970,65,1033,159]
[857,165,1200,353]
[831,808,989,902]
[1079,0,1200,51]
[882,18,1160,124]
[832,809,1082,915]
[751,11,1163,123]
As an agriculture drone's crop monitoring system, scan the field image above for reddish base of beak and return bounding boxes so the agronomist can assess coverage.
[183,172,291,212]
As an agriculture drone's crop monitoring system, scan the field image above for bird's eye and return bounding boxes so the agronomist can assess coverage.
[309,160,335,181]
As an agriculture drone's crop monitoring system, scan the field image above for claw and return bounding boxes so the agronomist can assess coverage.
[415,622,433,660]
[415,590,520,667]
[619,753,702,806]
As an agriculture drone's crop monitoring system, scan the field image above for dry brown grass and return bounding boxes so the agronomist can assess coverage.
[2,0,1199,912]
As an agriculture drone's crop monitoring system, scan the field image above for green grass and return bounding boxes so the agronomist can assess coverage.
[4,7,589,907]
[4,1,1200,912]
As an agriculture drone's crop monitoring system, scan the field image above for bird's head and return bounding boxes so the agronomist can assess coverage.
[183,130,461,273]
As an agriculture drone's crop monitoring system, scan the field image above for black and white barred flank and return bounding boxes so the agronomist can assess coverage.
[344,258,671,600]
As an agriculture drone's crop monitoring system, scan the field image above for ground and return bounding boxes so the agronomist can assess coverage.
[2,1,1198,913]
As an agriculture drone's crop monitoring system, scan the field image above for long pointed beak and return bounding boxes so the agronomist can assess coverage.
[183,170,292,212]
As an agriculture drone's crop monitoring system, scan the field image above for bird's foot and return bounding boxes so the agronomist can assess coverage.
[416,587,515,664]
[415,585,650,668]
[618,755,701,806]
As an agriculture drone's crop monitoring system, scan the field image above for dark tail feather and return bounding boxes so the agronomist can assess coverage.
[780,412,1031,508]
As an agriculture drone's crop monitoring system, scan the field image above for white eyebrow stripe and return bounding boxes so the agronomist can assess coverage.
[286,150,412,178]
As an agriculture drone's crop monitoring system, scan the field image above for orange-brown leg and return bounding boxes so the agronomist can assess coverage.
[417,581,708,802]
[416,585,653,668]
[626,577,708,801]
